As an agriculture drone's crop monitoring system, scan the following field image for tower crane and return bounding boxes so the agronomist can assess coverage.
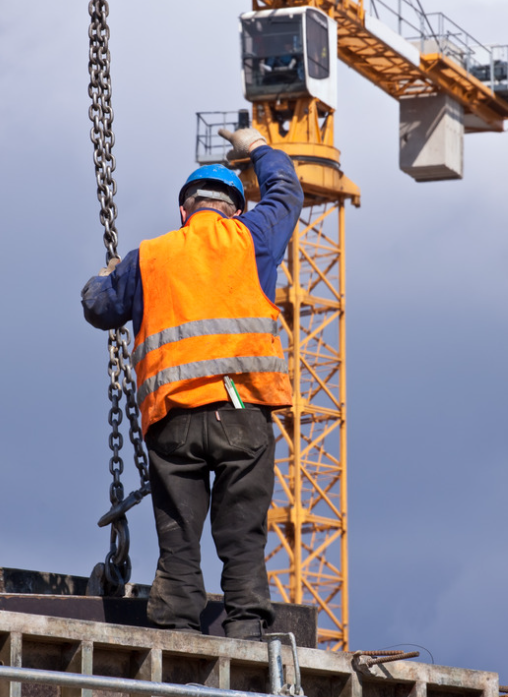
[196,0,508,652]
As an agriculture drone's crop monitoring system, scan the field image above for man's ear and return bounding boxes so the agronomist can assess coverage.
[180,205,187,224]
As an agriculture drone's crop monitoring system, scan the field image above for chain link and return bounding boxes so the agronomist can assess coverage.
[104,518,132,595]
[88,0,150,596]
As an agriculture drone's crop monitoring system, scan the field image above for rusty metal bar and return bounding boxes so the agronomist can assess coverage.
[356,651,405,657]
[366,651,420,666]
[0,665,277,697]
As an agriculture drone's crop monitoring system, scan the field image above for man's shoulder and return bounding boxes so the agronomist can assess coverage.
[140,228,179,250]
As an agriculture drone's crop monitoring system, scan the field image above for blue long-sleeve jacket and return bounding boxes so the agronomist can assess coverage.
[81,145,304,336]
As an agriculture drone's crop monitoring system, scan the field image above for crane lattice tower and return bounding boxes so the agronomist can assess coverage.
[241,95,360,650]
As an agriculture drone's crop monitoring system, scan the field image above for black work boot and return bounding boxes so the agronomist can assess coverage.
[224,618,264,641]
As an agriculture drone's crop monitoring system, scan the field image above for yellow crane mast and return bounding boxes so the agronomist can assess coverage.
[241,114,359,651]
[238,1,359,651]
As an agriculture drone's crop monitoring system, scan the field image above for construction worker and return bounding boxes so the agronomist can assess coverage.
[81,127,304,640]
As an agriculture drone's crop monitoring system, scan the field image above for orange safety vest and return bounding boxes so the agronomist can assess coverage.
[133,210,292,435]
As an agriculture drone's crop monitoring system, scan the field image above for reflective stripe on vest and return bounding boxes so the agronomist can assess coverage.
[137,354,288,406]
[132,316,278,368]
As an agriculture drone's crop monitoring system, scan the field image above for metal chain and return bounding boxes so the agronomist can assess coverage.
[107,329,125,508]
[118,327,150,489]
[88,0,119,265]
[87,0,150,597]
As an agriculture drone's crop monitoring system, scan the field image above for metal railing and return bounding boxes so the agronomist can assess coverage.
[367,0,508,96]
[0,665,278,697]
[195,110,250,165]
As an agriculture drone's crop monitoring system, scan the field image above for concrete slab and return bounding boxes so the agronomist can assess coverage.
[0,609,499,697]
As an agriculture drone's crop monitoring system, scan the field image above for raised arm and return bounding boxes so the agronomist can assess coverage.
[241,145,303,264]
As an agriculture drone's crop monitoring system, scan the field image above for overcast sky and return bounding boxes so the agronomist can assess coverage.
[1,0,507,683]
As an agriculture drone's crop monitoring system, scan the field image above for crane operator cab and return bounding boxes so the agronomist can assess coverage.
[240,7,337,110]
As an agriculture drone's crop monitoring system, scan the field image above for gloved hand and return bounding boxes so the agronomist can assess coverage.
[218,127,267,160]
[98,257,121,277]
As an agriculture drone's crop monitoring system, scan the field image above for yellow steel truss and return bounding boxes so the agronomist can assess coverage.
[240,94,359,649]
[270,201,349,651]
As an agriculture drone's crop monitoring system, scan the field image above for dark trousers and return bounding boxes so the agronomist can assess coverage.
[145,401,276,639]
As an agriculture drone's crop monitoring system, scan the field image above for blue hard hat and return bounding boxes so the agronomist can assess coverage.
[179,164,245,212]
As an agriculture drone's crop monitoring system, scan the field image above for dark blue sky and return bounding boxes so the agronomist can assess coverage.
[0,0,507,683]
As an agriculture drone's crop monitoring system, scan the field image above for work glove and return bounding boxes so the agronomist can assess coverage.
[218,127,267,160]
[98,256,121,277]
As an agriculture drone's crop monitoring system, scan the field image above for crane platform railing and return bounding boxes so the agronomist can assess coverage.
[368,0,508,98]
[195,111,252,166]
